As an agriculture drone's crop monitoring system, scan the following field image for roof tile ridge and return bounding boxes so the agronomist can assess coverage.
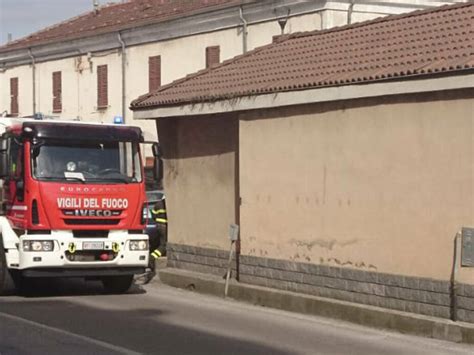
[0,9,90,50]
[287,2,473,42]
[0,0,242,53]
[131,39,283,107]
[0,1,132,51]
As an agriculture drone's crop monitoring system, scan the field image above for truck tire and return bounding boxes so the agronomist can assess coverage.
[101,275,133,294]
[0,237,17,296]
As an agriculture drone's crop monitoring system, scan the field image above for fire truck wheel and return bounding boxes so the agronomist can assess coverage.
[101,275,134,294]
[0,237,18,296]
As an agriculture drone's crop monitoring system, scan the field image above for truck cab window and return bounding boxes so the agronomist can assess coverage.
[9,138,23,179]
[31,140,142,183]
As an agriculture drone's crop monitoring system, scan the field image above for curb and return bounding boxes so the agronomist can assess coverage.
[159,267,474,344]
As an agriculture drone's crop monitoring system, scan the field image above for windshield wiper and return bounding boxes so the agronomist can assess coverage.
[37,176,85,183]
[87,177,130,184]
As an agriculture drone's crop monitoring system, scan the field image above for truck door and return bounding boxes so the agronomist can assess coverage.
[2,137,26,228]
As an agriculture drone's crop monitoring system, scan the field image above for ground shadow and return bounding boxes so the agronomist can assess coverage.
[0,297,290,355]
[10,277,146,298]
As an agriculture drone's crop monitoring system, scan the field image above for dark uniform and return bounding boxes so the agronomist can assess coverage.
[144,197,167,283]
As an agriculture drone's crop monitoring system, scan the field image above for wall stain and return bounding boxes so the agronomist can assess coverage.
[325,257,377,270]
[290,238,359,251]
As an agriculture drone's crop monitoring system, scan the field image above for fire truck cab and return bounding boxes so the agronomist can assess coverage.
[0,117,153,294]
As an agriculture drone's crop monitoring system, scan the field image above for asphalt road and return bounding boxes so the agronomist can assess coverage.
[0,277,473,355]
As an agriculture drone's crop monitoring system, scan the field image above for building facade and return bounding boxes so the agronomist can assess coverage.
[0,0,467,149]
[131,3,474,323]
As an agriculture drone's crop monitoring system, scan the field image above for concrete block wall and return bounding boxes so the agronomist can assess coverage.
[167,243,474,323]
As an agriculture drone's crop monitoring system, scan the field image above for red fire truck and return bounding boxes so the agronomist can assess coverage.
[0,117,156,294]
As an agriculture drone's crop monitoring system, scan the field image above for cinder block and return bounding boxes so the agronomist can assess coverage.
[240,255,259,266]
[457,309,474,323]
[378,273,404,287]
[304,274,324,286]
[419,303,437,317]
[371,284,386,297]
[460,284,474,298]
[405,301,421,315]
[239,264,255,275]
[403,276,420,290]
[280,270,303,283]
[432,280,450,294]
[398,288,422,302]
[458,296,474,311]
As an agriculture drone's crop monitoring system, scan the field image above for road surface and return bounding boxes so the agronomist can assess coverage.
[0,277,473,355]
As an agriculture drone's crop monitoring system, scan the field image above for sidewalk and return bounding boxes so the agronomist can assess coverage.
[158,267,474,345]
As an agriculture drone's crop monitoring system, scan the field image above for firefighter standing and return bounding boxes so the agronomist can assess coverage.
[144,196,167,283]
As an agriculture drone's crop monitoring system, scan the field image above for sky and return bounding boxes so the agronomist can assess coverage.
[0,0,121,45]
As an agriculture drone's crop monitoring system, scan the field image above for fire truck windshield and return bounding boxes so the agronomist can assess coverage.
[31,140,142,183]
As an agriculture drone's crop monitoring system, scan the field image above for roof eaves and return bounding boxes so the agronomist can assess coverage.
[132,66,474,110]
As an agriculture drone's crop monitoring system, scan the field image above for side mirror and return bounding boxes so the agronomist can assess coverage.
[152,142,161,158]
[153,156,163,183]
[0,138,9,178]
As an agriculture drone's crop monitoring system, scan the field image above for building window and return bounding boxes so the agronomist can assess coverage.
[149,55,161,92]
[97,65,108,109]
[10,77,18,117]
[52,71,62,113]
[206,46,220,68]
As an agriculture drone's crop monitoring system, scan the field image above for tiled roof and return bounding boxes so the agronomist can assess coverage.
[131,2,474,110]
[0,0,240,52]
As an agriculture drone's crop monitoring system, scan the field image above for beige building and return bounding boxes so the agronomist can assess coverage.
[0,0,468,150]
[131,2,474,323]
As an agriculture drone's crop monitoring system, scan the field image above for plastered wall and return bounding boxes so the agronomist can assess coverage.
[158,115,238,251]
[239,90,474,283]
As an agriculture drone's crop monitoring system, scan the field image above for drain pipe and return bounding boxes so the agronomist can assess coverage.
[117,32,126,123]
[450,231,462,321]
[28,49,36,115]
[239,6,248,54]
[347,0,355,25]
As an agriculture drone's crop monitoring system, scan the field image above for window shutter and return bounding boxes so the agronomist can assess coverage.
[97,65,108,109]
[206,46,220,68]
[149,55,161,92]
[52,71,62,113]
[10,77,19,116]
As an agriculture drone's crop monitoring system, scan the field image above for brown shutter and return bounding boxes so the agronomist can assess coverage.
[205,46,220,68]
[10,77,19,117]
[97,65,108,109]
[52,71,62,113]
[148,55,161,92]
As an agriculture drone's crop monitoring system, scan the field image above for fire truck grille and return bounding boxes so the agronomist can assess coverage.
[73,230,109,238]
[64,219,120,226]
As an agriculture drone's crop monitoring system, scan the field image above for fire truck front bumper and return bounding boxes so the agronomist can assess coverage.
[14,230,149,274]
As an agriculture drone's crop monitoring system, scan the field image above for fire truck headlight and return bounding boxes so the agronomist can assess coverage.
[23,240,54,252]
[129,240,148,251]
[42,241,54,251]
